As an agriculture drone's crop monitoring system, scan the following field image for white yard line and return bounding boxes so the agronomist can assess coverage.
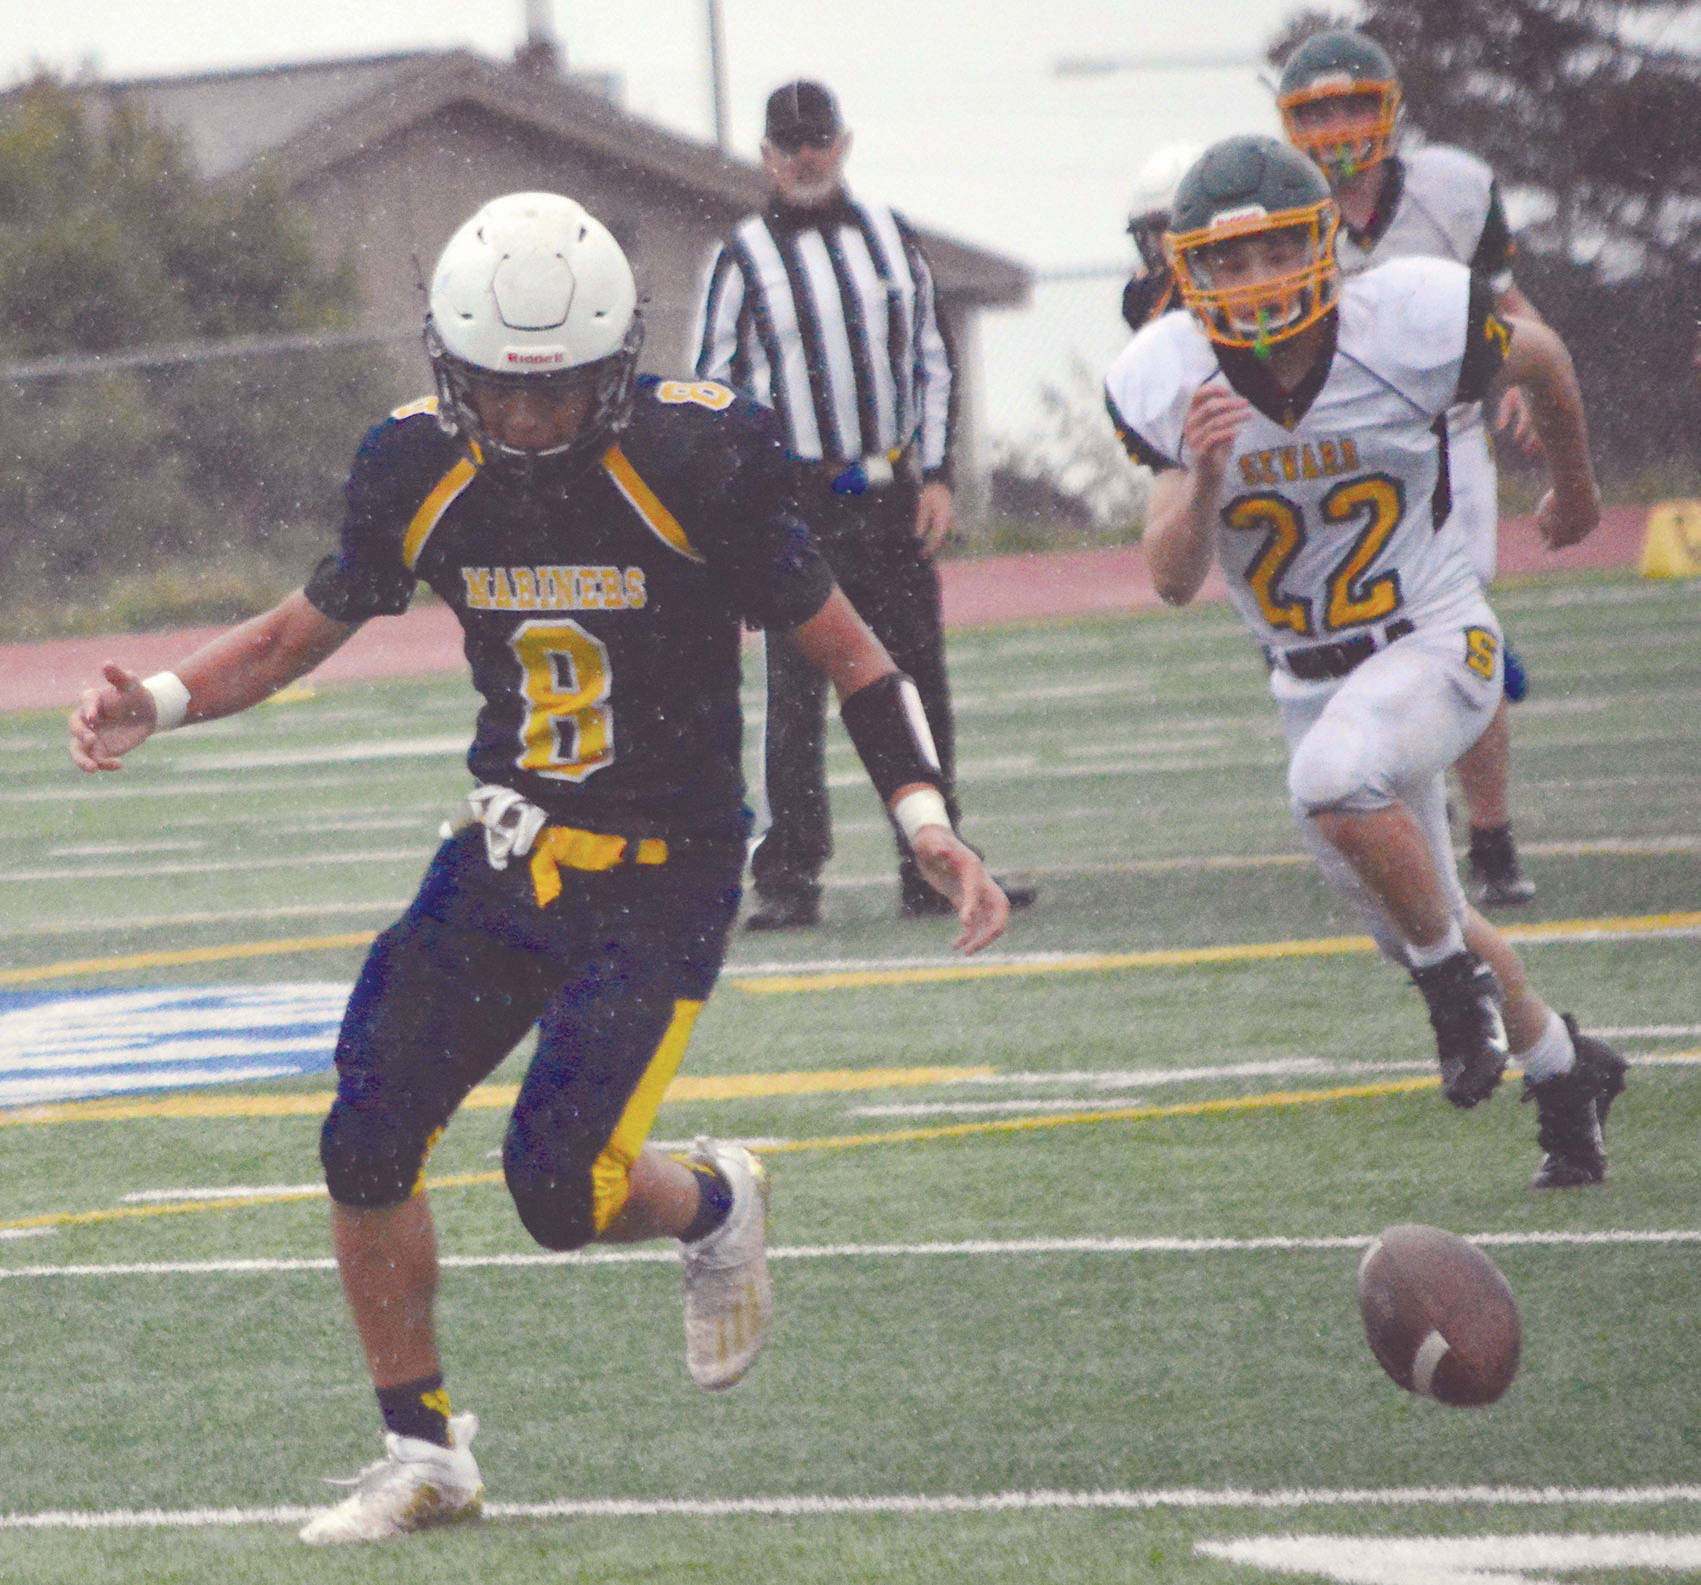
[0,848,429,883]
[1198,1531,1701,1582]
[3,835,1694,932]
[120,1184,326,1204]
[0,844,1689,894]
[2,1484,1699,1532]
[2,1227,1697,1282]
[0,774,387,805]
[848,1051,1698,1115]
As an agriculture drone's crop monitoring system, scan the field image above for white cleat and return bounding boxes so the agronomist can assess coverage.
[299,1411,484,1545]
[680,1136,772,1391]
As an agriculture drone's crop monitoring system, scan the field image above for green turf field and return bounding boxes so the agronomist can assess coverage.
[1,571,1698,1582]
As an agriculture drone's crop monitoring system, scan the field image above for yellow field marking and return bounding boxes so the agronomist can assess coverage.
[1,1188,331,1232]
[0,1065,997,1128]
[731,911,1701,993]
[1501,912,1701,944]
[4,910,1696,991]
[0,1075,1433,1235]
[757,1076,1440,1152]
[0,934,378,986]
[5,1093,326,1125]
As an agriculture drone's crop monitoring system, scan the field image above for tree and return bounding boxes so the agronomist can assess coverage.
[0,76,397,631]
[987,357,1147,547]
[1268,2,1701,491]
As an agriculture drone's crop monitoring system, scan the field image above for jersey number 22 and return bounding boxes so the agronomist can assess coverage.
[1227,473,1405,637]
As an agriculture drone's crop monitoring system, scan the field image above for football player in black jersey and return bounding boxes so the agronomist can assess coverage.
[1119,142,1197,334]
[71,192,1009,1544]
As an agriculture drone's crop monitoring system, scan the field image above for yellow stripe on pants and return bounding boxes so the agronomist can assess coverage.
[588,999,705,1233]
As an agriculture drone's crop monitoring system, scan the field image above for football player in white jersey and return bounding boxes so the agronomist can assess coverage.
[1277,28,1539,909]
[1104,135,1626,1189]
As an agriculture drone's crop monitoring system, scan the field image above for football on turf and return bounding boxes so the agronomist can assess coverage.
[1356,1223,1521,1406]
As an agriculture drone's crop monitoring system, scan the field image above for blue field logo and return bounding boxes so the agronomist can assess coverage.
[0,984,349,1108]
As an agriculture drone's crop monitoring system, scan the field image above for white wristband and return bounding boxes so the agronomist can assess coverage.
[142,671,192,731]
[893,786,951,846]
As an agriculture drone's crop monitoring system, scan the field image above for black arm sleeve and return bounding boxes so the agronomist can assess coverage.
[839,672,946,804]
[1455,271,1511,407]
[1121,269,1179,333]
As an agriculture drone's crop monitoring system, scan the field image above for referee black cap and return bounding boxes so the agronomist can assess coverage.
[765,80,841,146]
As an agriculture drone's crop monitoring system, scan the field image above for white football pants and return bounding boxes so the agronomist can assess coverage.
[1274,608,1504,966]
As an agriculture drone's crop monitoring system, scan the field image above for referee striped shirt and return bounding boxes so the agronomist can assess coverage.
[691,194,954,480]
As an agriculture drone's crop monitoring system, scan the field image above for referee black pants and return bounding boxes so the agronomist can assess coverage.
[750,476,961,908]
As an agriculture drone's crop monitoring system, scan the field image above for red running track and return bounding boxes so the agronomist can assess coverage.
[7,505,1651,715]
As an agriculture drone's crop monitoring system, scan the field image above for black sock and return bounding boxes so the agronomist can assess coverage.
[681,1162,733,1243]
[376,1375,451,1447]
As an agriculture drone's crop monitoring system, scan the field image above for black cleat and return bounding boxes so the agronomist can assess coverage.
[742,892,821,931]
[1524,1015,1628,1189]
[901,876,1037,918]
[900,886,954,918]
[1410,949,1509,1108]
[1467,824,1536,908]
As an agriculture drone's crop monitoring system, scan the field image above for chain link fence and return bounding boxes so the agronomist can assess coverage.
[0,266,1158,636]
[0,333,415,639]
[973,261,1150,547]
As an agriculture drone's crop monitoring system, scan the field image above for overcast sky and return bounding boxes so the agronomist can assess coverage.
[0,0,1313,272]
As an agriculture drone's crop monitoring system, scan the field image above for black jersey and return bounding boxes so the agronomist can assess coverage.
[1120,267,1181,334]
[306,375,835,840]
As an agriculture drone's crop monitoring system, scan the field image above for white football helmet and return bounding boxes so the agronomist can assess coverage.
[1127,143,1203,273]
[425,191,643,470]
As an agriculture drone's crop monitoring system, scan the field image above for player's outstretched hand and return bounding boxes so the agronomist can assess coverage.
[908,826,1010,955]
[69,663,159,773]
[1533,484,1600,550]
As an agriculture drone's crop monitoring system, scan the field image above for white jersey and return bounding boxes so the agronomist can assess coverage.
[1336,144,1514,581]
[1105,257,1504,660]
[1335,145,1512,295]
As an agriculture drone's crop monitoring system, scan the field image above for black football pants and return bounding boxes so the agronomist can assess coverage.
[320,824,742,1249]
[750,476,961,907]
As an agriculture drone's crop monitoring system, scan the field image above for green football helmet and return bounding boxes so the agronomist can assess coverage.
[1277,29,1403,185]
[1163,135,1341,354]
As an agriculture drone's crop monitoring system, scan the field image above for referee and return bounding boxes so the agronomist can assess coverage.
[692,79,1033,929]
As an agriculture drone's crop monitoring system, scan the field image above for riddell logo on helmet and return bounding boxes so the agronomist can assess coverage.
[503,348,569,368]
[1208,205,1272,230]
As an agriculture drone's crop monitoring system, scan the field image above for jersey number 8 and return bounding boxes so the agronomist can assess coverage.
[655,379,734,411]
[510,619,614,781]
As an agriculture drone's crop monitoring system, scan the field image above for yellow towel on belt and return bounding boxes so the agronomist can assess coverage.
[529,826,668,907]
